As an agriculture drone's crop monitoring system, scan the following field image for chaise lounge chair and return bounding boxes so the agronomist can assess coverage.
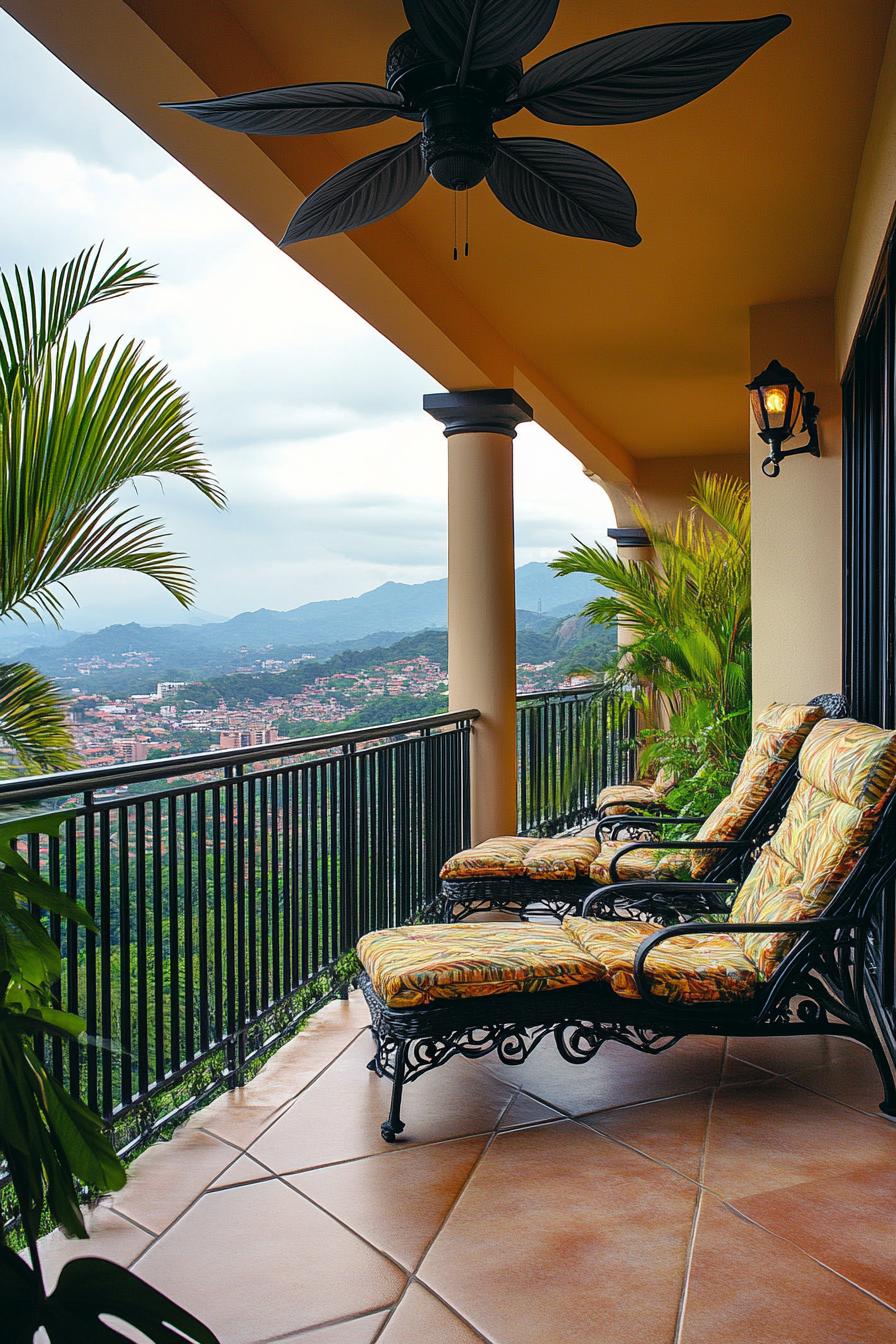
[358,715,896,1141]
[592,764,676,822]
[440,695,847,922]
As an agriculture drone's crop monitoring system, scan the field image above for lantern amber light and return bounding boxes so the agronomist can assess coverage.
[746,359,820,479]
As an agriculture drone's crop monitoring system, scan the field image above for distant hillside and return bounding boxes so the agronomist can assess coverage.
[18,562,606,690]
[176,619,616,711]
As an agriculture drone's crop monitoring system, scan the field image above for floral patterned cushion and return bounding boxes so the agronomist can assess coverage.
[523,837,602,880]
[730,718,896,978]
[597,779,671,818]
[440,836,536,880]
[357,923,603,1008]
[589,841,688,886]
[563,916,757,1004]
[688,701,825,879]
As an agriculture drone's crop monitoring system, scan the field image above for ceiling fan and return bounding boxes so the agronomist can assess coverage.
[167,2,790,249]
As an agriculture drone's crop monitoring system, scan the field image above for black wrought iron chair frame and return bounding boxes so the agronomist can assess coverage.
[440,760,792,923]
[362,787,896,1143]
[440,694,849,924]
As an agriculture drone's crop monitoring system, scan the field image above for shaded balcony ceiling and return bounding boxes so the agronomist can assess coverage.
[9,0,894,481]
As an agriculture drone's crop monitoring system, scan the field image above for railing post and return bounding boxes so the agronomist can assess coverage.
[338,742,358,997]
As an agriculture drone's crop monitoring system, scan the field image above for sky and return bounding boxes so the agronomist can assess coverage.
[0,10,615,633]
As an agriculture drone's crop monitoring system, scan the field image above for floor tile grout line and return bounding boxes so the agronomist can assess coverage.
[242,1124,505,1182]
[718,1197,896,1315]
[124,1022,369,1269]
[91,1202,158,1242]
[368,1094,518,1344]
[200,1021,370,1157]
[412,1087,519,1268]
[672,1049,724,1344]
[673,1186,705,1344]
[266,1171,416,1278]
[251,1306,389,1343]
[783,1068,896,1124]
[236,1024,369,1146]
[568,1111,702,1188]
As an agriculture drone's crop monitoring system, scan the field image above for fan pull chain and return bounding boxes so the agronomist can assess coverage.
[453,192,458,262]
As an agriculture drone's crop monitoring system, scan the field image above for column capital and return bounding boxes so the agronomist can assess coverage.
[608,526,650,549]
[423,388,533,439]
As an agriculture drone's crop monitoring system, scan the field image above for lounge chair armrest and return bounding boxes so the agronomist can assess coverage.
[632,916,854,1002]
[580,880,736,917]
[596,814,706,839]
[608,838,747,882]
[595,799,668,822]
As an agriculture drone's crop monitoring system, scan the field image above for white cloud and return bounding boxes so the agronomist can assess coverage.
[0,11,614,631]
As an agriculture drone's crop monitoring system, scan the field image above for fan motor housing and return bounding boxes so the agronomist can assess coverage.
[386,29,520,190]
[422,89,496,190]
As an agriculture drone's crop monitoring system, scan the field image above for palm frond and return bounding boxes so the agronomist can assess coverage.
[554,472,751,766]
[0,331,226,623]
[691,472,750,548]
[0,245,154,396]
[0,662,77,775]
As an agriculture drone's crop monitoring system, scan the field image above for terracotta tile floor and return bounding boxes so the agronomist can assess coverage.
[37,993,896,1344]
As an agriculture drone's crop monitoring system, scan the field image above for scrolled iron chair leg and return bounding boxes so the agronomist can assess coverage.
[869,1033,896,1118]
[381,1040,409,1142]
[367,1025,383,1075]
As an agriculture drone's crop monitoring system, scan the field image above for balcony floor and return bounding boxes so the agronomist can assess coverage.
[37,993,896,1343]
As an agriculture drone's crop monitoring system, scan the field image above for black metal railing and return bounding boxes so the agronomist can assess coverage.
[516,683,636,835]
[1,685,634,1156]
[1,712,474,1149]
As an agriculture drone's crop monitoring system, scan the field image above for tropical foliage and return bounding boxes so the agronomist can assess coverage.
[0,245,226,775]
[552,473,751,813]
[0,810,219,1342]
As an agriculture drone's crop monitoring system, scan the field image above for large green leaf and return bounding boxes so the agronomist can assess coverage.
[0,1248,222,1344]
[36,1061,126,1193]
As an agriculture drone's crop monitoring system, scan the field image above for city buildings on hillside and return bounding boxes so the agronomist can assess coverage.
[56,651,581,772]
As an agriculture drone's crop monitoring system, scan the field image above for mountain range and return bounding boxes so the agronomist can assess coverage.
[5,562,604,689]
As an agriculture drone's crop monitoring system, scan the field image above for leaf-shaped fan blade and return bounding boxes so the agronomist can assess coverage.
[165,82,403,135]
[403,0,558,69]
[281,135,426,245]
[487,138,640,245]
[516,15,791,124]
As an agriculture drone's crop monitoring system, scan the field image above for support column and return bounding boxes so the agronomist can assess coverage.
[424,389,533,843]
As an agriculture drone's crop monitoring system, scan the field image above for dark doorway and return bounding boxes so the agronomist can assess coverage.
[843,219,896,1055]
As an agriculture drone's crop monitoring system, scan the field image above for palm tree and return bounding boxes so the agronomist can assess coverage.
[552,473,751,793]
[0,245,226,774]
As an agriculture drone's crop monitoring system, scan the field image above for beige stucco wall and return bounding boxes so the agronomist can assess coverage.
[836,6,896,371]
[602,452,749,535]
[749,298,842,711]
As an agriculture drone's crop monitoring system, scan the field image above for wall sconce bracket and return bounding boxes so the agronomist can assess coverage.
[759,390,821,478]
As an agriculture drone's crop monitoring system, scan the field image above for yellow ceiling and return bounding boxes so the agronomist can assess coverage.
[10,0,894,479]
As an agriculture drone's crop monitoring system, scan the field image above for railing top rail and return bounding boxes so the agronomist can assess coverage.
[516,683,614,703]
[0,708,481,805]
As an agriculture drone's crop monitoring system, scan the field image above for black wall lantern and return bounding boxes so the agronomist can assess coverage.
[747,358,821,478]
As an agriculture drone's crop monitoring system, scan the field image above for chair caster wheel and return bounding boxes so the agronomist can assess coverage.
[381,1120,405,1143]
[367,1058,380,1073]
